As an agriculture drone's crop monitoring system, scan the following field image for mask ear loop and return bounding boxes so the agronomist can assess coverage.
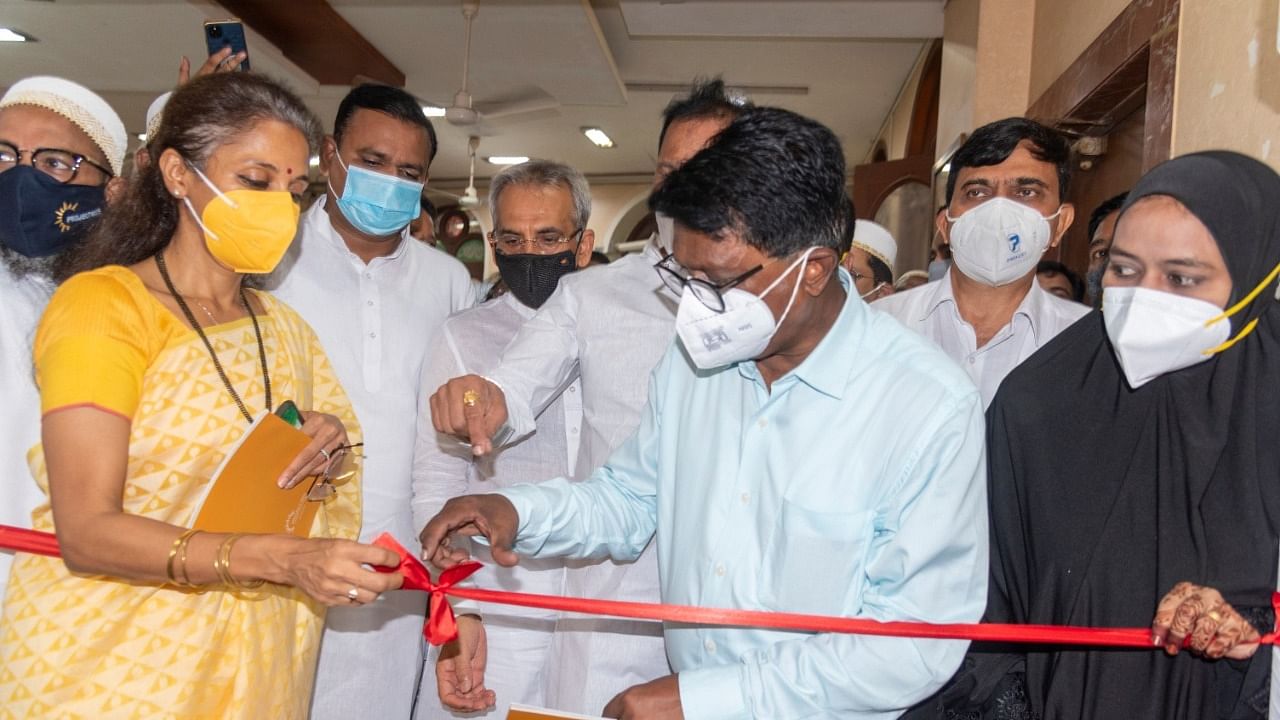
[1200,260,1280,355]
[771,247,817,328]
[181,163,233,242]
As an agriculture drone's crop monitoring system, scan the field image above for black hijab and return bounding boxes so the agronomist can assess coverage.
[975,151,1280,719]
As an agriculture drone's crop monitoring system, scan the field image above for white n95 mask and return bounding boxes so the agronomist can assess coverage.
[948,198,1061,286]
[1103,286,1231,389]
[676,248,814,370]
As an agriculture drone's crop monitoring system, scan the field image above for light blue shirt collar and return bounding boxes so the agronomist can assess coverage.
[736,266,856,401]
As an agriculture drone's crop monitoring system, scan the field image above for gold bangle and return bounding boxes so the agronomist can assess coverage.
[215,534,266,590]
[166,528,200,587]
[178,530,202,587]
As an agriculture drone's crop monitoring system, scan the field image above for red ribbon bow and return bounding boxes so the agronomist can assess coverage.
[372,532,480,646]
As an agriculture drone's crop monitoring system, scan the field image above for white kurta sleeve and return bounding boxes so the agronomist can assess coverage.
[488,281,583,443]
[411,320,475,534]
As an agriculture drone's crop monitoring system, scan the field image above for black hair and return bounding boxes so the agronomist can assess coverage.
[650,106,853,258]
[658,78,752,151]
[334,83,438,164]
[1037,260,1085,302]
[589,251,611,265]
[945,117,1072,204]
[1088,191,1128,240]
[59,73,322,281]
[867,254,893,287]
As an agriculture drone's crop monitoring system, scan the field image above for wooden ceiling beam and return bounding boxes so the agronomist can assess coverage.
[215,0,404,87]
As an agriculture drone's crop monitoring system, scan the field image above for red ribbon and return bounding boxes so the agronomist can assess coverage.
[371,533,481,645]
[4,525,1279,650]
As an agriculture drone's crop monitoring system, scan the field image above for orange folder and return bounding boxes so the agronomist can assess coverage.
[191,411,319,537]
[507,705,607,720]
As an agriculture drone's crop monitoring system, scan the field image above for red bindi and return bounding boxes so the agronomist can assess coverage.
[286,167,293,175]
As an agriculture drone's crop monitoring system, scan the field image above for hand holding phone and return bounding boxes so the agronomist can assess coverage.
[203,19,250,72]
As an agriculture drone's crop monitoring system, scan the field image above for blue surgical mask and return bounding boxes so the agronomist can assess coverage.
[329,155,424,237]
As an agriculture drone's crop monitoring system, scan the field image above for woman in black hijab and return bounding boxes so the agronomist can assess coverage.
[926,151,1280,720]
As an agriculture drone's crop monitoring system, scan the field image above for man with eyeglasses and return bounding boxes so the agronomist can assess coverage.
[413,160,595,717]
[426,79,750,716]
[261,83,474,720]
[422,107,988,720]
[0,75,127,611]
[840,219,898,303]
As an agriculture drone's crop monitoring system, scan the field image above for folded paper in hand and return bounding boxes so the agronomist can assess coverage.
[190,411,317,536]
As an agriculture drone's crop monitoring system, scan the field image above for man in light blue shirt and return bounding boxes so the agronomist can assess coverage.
[422,107,988,719]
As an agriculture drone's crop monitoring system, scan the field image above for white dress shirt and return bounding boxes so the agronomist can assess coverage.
[412,292,583,717]
[872,270,1089,407]
[0,268,54,610]
[264,197,474,720]
[485,240,676,715]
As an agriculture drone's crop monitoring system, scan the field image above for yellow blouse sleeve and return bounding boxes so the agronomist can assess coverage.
[34,268,155,420]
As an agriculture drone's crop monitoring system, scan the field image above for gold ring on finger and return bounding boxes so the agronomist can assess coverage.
[1207,610,1223,622]
[462,390,480,407]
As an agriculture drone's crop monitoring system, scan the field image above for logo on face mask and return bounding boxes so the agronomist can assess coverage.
[701,328,731,351]
[1008,233,1021,254]
[54,202,99,233]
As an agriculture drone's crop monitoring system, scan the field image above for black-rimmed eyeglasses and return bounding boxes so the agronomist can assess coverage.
[653,250,763,313]
[0,142,114,185]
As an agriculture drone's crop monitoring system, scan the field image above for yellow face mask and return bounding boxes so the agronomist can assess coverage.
[183,164,300,274]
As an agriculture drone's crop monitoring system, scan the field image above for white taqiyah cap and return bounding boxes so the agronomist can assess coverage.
[852,219,897,278]
[895,269,929,290]
[145,91,172,140]
[0,76,128,176]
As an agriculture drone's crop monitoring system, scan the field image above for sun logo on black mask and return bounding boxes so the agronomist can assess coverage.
[54,202,80,233]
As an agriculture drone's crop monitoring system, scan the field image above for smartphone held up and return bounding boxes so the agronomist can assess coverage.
[203,19,250,72]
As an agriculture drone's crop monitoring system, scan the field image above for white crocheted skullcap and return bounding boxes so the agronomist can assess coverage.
[852,219,898,278]
[145,91,172,140]
[0,76,128,176]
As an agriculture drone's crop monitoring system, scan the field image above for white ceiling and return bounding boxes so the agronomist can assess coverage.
[0,0,940,190]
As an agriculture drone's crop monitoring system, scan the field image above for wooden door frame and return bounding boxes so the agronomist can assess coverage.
[1026,0,1180,172]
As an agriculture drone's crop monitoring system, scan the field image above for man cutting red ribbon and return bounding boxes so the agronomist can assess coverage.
[420,108,992,720]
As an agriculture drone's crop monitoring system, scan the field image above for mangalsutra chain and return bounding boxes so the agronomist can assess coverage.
[154,252,271,423]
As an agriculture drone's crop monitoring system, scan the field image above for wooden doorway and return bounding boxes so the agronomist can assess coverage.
[851,39,942,276]
[1026,0,1180,275]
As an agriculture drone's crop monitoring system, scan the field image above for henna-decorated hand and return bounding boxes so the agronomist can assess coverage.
[1151,581,1261,660]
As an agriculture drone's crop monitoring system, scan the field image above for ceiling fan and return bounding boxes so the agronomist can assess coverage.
[426,135,483,209]
[434,0,558,135]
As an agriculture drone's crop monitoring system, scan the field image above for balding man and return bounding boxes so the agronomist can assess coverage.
[0,75,127,606]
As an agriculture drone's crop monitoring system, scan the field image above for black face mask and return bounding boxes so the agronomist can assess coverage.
[0,166,106,258]
[494,249,578,309]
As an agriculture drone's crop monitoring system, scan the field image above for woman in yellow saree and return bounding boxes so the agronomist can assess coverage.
[0,73,403,718]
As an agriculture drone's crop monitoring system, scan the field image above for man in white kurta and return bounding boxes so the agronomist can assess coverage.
[428,81,752,715]
[413,160,595,717]
[414,288,584,717]
[0,77,127,608]
[263,84,474,719]
[0,264,54,603]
